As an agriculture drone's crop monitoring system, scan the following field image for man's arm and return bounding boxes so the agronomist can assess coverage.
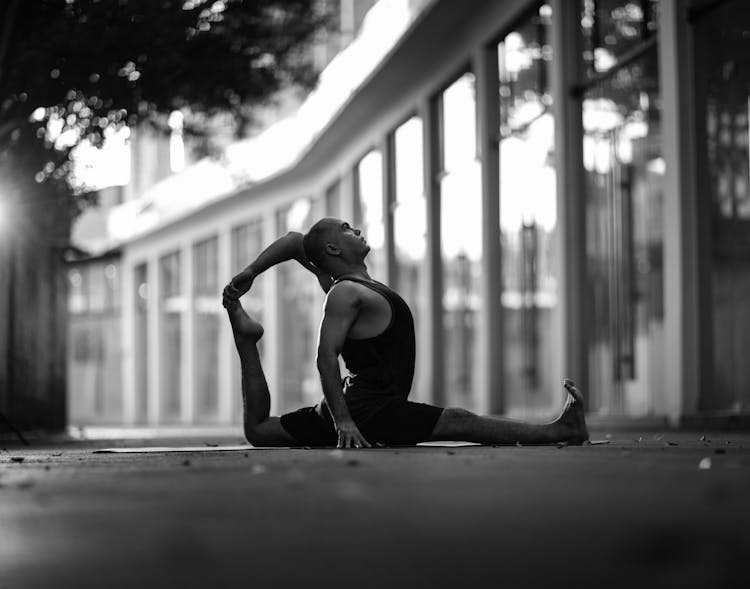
[229,231,333,295]
[316,283,371,449]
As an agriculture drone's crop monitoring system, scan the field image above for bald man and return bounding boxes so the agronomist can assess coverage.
[223,218,588,448]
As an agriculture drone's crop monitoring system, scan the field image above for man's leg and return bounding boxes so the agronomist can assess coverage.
[223,288,297,447]
[429,380,589,445]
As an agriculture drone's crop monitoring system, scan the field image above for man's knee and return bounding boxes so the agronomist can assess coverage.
[244,417,295,447]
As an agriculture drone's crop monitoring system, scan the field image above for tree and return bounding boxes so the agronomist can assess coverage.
[0,0,331,433]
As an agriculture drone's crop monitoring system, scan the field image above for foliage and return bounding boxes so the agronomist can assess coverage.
[0,0,330,209]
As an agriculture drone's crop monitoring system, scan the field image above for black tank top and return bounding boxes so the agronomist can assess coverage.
[333,276,415,396]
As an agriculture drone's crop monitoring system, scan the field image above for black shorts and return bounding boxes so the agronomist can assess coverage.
[280,396,444,447]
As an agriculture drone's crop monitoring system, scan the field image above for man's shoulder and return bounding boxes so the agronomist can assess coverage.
[325,280,368,307]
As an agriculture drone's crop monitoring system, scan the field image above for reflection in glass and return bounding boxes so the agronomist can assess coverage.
[357,150,386,281]
[441,73,482,409]
[498,5,560,416]
[278,198,322,412]
[134,263,149,423]
[67,261,123,424]
[231,219,265,423]
[160,251,183,422]
[581,0,660,76]
[583,47,663,416]
[393,117,427,399]
[193,236,220,422]
[693,2,750,411]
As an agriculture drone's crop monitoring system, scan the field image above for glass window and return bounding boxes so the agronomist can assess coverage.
[193,237,220,422]
[692,1,750,412]
[134,263,149,423]
[440,73,482,410]
[277,198,322,413]
[230,219,266,423]
[393,116,428,400]
[581,0,660,76]
[68,268,87,314]
[582,46,663,417]
[357,150,386,281]
[498,4,560,416]
[159,251,183,422]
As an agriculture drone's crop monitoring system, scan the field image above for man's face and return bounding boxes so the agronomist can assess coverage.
[330,220,370,259]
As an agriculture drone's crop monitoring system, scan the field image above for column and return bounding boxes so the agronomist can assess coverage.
[217,227,233,424]
[146,256,161,425]
[420,96,445,408]
[263,209,281,415]
[658,0,700,423]
[121,258,136,425]
[473,44,503,415]
[181,241,195,425]
[381,133,397,288]
[550,0,588,399]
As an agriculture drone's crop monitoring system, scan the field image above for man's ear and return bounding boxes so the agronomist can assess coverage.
[324,242,341,257]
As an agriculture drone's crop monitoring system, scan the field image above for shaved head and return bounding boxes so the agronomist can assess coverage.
[303,217,340,271]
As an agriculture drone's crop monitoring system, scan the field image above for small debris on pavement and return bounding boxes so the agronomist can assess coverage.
[588,440,610,445]
[699,457,712,470]
[10,456,24,463]
[556,442,568,449]
[699,434,706,442]
[515,442,523,448]
[286,468,305,484]
[666,441,679,446]
[653,434,664,441]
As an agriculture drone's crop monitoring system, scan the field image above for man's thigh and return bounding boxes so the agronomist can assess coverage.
[364,400,444,445]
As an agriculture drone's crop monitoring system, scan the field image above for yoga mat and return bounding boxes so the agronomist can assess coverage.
[94,441,482,453]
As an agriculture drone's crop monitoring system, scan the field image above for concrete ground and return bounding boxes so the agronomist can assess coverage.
[1,431,748,589]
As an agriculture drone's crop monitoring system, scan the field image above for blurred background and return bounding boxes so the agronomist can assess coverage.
[0,0,748,438]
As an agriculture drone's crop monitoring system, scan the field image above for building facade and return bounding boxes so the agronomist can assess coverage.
[69,0,750,428]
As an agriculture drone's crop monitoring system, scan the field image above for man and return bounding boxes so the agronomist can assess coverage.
[223,217,588,448]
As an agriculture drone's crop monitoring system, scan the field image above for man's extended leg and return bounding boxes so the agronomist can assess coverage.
[430,380,589,445]
[223,288,297,447]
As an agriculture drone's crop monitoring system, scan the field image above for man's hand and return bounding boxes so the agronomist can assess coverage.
[229,267,256,297]
[335,419,371,449]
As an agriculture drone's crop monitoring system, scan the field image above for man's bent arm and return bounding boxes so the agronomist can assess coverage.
[231,231,333,294]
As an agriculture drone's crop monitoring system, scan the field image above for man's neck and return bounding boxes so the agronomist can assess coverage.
[332,265,371,282]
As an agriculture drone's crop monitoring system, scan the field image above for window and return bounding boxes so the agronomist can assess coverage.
[440,73,482,410]
[159,251,183,422]
[393,116,428,400]
[498,4,560,415]
[193,237,220,422]
[357,150,386,282]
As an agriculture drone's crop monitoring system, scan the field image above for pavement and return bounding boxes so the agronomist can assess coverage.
[1,430,749,589]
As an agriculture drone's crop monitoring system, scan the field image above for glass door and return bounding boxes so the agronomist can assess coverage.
[582,48,664,416]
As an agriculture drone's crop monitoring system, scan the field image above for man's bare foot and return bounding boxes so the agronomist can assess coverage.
[553,379,589,444]
[223,285,263,344]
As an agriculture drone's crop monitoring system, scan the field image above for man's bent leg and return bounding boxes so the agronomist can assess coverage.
[224,289,297,447]
[430,380,589,445]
